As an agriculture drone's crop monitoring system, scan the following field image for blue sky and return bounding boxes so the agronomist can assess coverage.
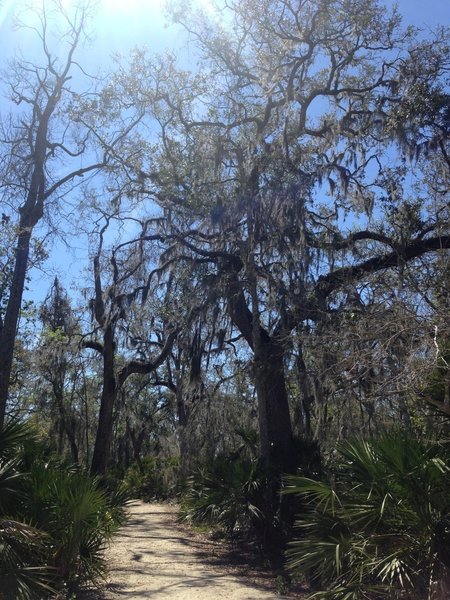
[1,1,446,65]
[393,0,449,28]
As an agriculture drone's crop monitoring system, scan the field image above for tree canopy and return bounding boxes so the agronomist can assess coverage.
[0,0,448,512]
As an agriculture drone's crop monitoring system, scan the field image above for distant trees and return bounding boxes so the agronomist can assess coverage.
[37,277,79,461]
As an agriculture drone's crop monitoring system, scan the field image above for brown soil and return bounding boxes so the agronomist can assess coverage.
[78,500,301,600]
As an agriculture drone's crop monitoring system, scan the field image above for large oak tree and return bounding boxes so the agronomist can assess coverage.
[122,0,449,473]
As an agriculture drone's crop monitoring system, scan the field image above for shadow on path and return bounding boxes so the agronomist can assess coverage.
[78,501,300,600]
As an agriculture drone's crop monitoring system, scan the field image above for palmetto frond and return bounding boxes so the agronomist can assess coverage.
[285,433,450,599]
[180,456,265,535]
[0,518,56,600]
[0,422,33,463]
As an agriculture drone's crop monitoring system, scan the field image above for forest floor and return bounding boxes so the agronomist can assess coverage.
[79,500,304,600]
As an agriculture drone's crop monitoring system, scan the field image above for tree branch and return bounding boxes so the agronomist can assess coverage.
[118,328,179,387]
[81,340,104,354]
[315,235,450,300]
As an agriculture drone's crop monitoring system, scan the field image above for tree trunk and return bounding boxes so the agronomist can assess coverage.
[253,339,294,474]
[296,347,313,439]
[53,381,79,463]
[0,229,32,427]
[67,417,79,463]
[177,392,193,477]
[91,325,117,475]
[91,385,117,476]
[225,266,294,474]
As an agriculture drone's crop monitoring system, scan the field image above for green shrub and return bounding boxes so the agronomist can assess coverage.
[284,433,450,599]
[179,455,265,537]
[0,421,129,598]
[23,460,128,592]
[0,519,55,600]
[123,455,179,500]
[0,422,56,599]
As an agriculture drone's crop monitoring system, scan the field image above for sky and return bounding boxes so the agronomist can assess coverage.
[0,0,179,64]
[1,0,448,46]
[0,0,449,310]
[393,0,449,28]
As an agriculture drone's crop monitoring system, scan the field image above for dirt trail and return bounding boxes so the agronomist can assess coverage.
[83,500,290,600]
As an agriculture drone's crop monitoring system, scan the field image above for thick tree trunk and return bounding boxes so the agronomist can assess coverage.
[91,326,117,476]
[253,340,294,474]
[0,230,32,427]
[253,338,296,551]
[91,386,117,476]
[225,267,294,474]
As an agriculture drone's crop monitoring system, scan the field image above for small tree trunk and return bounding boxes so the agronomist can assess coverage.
[53,381,79,463]
[82,368,91,466]
[178,410,193,477]
[0,230,32,427]
[296,346,313,439]
[67,417,79,463]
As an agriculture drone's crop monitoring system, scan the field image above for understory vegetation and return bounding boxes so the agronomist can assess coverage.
[285,434,450,599]
[0,0,449,597]
[179,453,266,538]
[0,422,128,598]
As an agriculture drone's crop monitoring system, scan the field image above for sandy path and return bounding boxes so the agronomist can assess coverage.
[86,500,287,600]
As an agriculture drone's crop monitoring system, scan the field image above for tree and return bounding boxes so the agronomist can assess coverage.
[0,2,101,426]
[82,218,178,475]
[37,277,80,461]
[0,0,145,427]
[121,0,449,474]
